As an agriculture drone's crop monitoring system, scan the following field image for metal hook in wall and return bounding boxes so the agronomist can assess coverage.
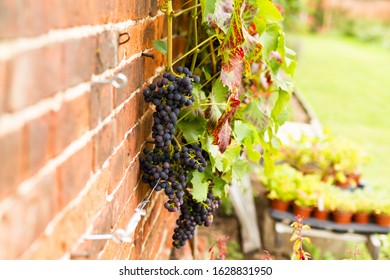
[118,32,130,46]
[92,73,128,89]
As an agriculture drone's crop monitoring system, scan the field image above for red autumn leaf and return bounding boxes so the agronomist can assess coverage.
[212,97,241,153]
[213,119,232,154]
[221,47,245,92]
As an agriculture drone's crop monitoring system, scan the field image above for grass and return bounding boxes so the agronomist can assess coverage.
[288,34,390,189]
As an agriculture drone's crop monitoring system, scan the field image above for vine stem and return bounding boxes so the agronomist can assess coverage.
[199,102,226,107]
[190,0,199,73]
[199,71,221,89]
[177,109,193,124]
[173,3,201,18]
[173,136,182,150]
[172,35,217,66]
[209,40,217,74]
[167,0,174,73]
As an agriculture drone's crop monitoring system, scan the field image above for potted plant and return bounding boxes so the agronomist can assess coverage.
[312,183,336,221]
[332,190,356,224]
[293,174,322,218]
[373,198,390,227]
[319,139,367,188]
[276,134,323,175]
[261,164,299,211]
[353,189,373,224]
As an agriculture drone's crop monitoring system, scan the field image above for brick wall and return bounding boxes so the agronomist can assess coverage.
[0,0,189,260]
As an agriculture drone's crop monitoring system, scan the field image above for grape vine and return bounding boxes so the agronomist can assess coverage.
[141,0,297,249]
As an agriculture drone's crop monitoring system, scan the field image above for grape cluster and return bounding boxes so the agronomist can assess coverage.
[140,67,221,249]
[172,189,221,249]
[140,67,206,210]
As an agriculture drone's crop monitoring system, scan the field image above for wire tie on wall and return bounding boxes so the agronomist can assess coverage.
[141,52,155,59]
[92,73,128,89]
[119,32,130,46]
[83,179,161,243]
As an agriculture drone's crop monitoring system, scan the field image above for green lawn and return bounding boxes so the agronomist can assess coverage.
[289,34,390,189]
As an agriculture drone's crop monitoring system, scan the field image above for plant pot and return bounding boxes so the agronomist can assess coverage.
[353,212,371,224]
[312,207,329,221]
[374,214,390,227]
[270,199,290,212]
[335,180,351,189]
[293,203,313,219]
[332,211,353,224]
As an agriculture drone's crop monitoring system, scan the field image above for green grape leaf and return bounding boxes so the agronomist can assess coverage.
[233,120,252,142]
[244,137,261,162]
[200,0,217,23]
[232,158,249,181]
[190,171,209,202]
[153,39,167,55]
[255,0,283,23]
[222,141,242,171]
[202,67,212,81]
[212,177,228,198]
[242,100,269,131]
[271,89,291,129]
[259,23,280,58]
[206,79,228,126]
[210,79,229,104]
[177,117,207,143]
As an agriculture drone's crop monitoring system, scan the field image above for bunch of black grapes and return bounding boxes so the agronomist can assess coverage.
[172,189,222,249]
[140,67,221,248]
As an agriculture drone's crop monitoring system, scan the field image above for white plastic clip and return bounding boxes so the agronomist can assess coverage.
[83,201,147,243]
[82,180,159,243]
[92,73,128,89]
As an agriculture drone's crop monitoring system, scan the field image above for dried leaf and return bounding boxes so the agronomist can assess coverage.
[213,119,232,153]
[212,97,241,153]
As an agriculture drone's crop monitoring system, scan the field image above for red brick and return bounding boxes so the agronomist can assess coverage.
[71,204,113,259]
[25,110,56,178]
[126,114,153,163]
[118,15,166,63]
[62,35,97,87]
[114,58,144,108]
[0,1,19,39]
[0,171,57,259]
[93,120,115,170]
[0,128,25,199]
[90,83,113,128]
[55,91,91,154]
[7,42,64,111]
[0,60,9,114]
[56,141,93,208]
[108,143,127,193]
[22,168,110,260]
[109,169,138,222]
[95,30,119,74]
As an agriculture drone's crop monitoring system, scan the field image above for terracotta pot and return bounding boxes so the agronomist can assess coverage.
[293,203,313,219]
[270,199,290,212]
[333,211,353,224]
[335,180,351,189]
[312,207,329,221]
[374,214,390,227]
[353,212,371,224]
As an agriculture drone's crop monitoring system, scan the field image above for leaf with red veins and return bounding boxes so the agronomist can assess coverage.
[214,119,232,154]
[221,47,245,92]
[211,0,233,34]
[269,51,283,63]
[221,0,245,50]
[212,97,241,153]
